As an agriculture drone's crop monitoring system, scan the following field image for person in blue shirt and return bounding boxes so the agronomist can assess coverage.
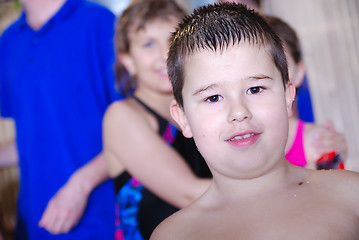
[0,0,123,239]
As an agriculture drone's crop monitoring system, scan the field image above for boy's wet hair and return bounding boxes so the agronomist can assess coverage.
[115,0,186,96]
[265,16,302,63]
[217,0,261,10]
[167,3,288,107]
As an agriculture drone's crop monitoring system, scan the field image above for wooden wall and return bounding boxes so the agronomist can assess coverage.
[0,3,21,239]
[0,3,19,147]
[262,0,359,172]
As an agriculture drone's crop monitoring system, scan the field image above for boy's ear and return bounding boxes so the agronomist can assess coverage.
[292,61,306,88]
[285,82,296,117]
[118,53,136,75]
[170,100,193,138]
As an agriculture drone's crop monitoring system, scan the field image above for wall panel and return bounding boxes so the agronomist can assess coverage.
[263,0,359,171]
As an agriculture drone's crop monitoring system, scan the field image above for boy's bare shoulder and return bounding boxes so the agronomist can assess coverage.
[150,213,178,240]
[151,168,359,240]
[309,169,359,211]
[317,168,359,189]
[312,168,359,188]
[150,206,199,240]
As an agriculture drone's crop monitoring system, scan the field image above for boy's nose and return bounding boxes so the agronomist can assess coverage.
[227,100,252,123]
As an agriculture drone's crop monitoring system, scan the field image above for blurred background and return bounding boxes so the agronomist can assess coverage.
[0,0,358,239]
[87,0,359,170]
[2,0,357,171]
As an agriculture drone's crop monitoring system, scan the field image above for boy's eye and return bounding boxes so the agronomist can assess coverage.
[247,87,263,94]
[205,95,223,103]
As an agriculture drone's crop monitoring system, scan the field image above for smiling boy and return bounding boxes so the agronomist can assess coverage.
[150,3,359,239]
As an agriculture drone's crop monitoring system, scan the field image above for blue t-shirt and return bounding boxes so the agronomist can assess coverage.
[0,0,124,239]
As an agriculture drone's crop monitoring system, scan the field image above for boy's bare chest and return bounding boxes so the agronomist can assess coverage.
[184,197,359,240]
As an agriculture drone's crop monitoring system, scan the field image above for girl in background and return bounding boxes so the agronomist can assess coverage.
[266,16,347,169]
[103,0,211,239]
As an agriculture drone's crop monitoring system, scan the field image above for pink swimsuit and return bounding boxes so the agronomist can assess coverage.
[285,120,307,167]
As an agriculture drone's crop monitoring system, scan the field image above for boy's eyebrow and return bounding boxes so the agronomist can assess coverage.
[192,84,218,96]
[192,75,273,96]
[247,74,273,81]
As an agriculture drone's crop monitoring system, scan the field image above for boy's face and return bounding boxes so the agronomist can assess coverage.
[172,42,295,179]
[119,17,179,94]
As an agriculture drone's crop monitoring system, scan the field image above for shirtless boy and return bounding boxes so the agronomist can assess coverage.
[151,3,359,239]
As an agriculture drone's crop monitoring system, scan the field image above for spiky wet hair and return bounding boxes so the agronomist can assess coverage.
[167,3,288,107]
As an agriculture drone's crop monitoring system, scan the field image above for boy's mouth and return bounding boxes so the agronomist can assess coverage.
[228,133,255,141]
[225,132,261,147]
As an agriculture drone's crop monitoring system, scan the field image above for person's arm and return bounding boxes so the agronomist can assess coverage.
[0,141,18,167]
[38,152,109,234]
[103,101,211,209]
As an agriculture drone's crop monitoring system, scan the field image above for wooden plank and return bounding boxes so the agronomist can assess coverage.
[263,0,359,171]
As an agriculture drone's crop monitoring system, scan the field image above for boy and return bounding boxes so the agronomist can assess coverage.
[151,3,359,239]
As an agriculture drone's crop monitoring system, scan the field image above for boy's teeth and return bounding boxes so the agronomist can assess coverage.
[233,133,253,140]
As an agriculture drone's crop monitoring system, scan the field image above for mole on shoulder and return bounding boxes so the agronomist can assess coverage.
[298,181,303,186]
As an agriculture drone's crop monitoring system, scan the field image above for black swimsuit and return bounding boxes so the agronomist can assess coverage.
[113,97,211,239]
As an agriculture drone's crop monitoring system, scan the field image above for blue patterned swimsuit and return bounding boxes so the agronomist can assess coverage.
[114,97,211,240]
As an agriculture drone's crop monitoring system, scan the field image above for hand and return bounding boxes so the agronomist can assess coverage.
[38,175,89,234]
[0,141,18,167]
[311,121,347,161]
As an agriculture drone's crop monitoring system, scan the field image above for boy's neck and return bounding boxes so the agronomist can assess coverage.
[208,162,306,202]
[22,0,66,30]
